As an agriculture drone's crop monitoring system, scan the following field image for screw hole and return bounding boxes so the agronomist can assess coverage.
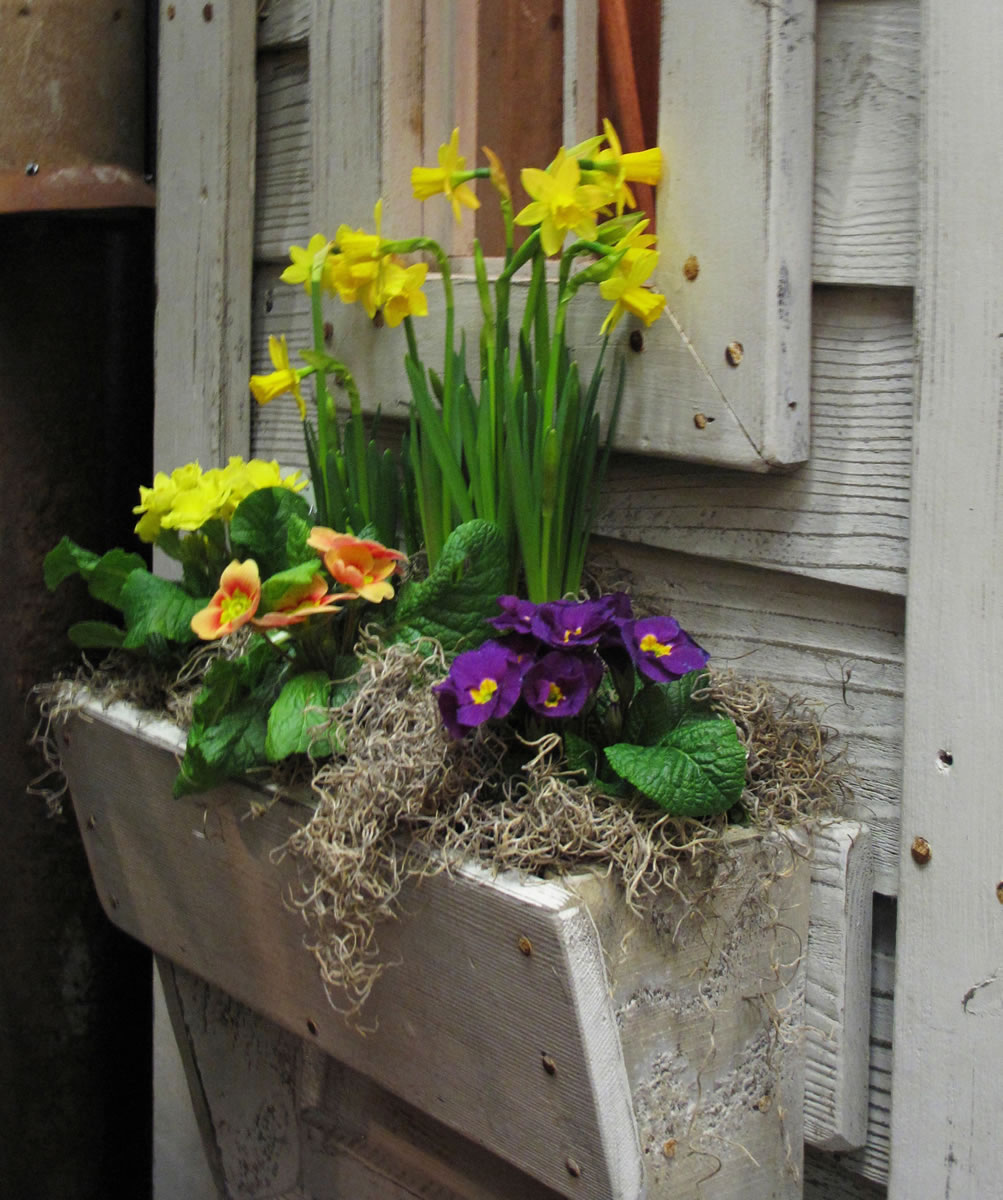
[628,329,644,352]
[937,749,953,769]
[306,1018,319,1036]
[541,1052,557,1076]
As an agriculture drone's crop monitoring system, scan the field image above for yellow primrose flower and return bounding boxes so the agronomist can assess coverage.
[591,119,663,214]
[378,259,429,327]
[133,470,179,542]
[249,334,306,419]
[515,148,607,257]
[599,248,666,334]
[280,233,332,295]
[161,473,231,531]
[411,128,480,224]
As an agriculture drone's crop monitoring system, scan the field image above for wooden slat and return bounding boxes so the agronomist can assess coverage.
[309,0,382,232]
[592,538,906,896]
[598,286,914,595]
[154,0,256,475]
[813,0,920,287]
[653,0,815,469]
[889,1,1003,1195]
[255,48,310,263]
[256,0,310,49]
[804,821,874,1152]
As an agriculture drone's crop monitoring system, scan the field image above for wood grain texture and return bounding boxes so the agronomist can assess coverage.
[591,538,906,896]
[813,0,920,287]
[255,48,310,263]
[804,821,874,1152]
[61,698,814,1199]
[654,0,815,468]
[889,1,1003,1195]
[598,286,914,595]
[154,0,256,474]
[257,0,310,49]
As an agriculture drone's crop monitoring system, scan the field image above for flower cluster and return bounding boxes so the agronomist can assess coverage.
[434,593,708,739]
[189,531,404,641]
[133,457,307,543]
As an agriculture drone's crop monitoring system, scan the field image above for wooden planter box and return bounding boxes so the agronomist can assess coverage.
[60,695,813,1199]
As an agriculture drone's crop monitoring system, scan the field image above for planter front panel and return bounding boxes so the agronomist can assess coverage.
[62,698,810,1198]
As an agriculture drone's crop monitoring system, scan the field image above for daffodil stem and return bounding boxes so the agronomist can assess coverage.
[309,276,333,515]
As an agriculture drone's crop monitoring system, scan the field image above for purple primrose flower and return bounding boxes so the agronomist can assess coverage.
[488,595,539,635]
[522,651,604,719]
[434,640,526,738]
[530,593,633,649]
[619,616,709,682]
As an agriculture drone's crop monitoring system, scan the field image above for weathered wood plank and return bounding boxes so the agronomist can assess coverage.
[256,0,310,49]
[154,0,256,475]
[804,821,874,1152]
[591,538,906,896]
[255,48,310,263]
[889,2,1003,1195]
[598,286,914,595]
[813,0,919,287]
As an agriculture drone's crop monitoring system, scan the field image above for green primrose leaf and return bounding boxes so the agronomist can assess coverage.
[67,620,127,649]
[175,640,281,795]
[391,519,509,652]
[259,559,324,613]
[229,487,312,577]
[604,718,747,819]
[119,570,205,648]
[265,670,349,761]
[44,538,147,610]
[622,670,714,746]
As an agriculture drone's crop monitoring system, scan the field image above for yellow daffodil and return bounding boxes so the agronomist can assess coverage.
[280,234,332,295]
[249,334,306,419]
[599,248,666,333]
[328,202,386,315]
[481,145,510,202]
[378,259,429,327]
[515,148,607,256]
[591,119,663,214]
[411,128,480,224]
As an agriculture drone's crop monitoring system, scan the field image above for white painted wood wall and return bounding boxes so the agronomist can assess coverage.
[151,1,1003,1196]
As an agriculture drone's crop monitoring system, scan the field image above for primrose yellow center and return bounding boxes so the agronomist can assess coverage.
[639,632,674,658]
[544,683,565,709]
[220,591,252,624]
[561,626,584,643]
[470,677,498,705]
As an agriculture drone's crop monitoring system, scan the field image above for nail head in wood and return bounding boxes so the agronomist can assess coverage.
[683,255,700,281]
[541,1053,557,1075]
[910,836,932,865]
[518,935,533,956]
[725,341,744,367]
[565,1157,581,1178]
[694,412,708,430]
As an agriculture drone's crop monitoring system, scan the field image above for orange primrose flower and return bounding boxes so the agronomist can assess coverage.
[306,528,405,604]
[190,560,261,640]
[252,574,355,628]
